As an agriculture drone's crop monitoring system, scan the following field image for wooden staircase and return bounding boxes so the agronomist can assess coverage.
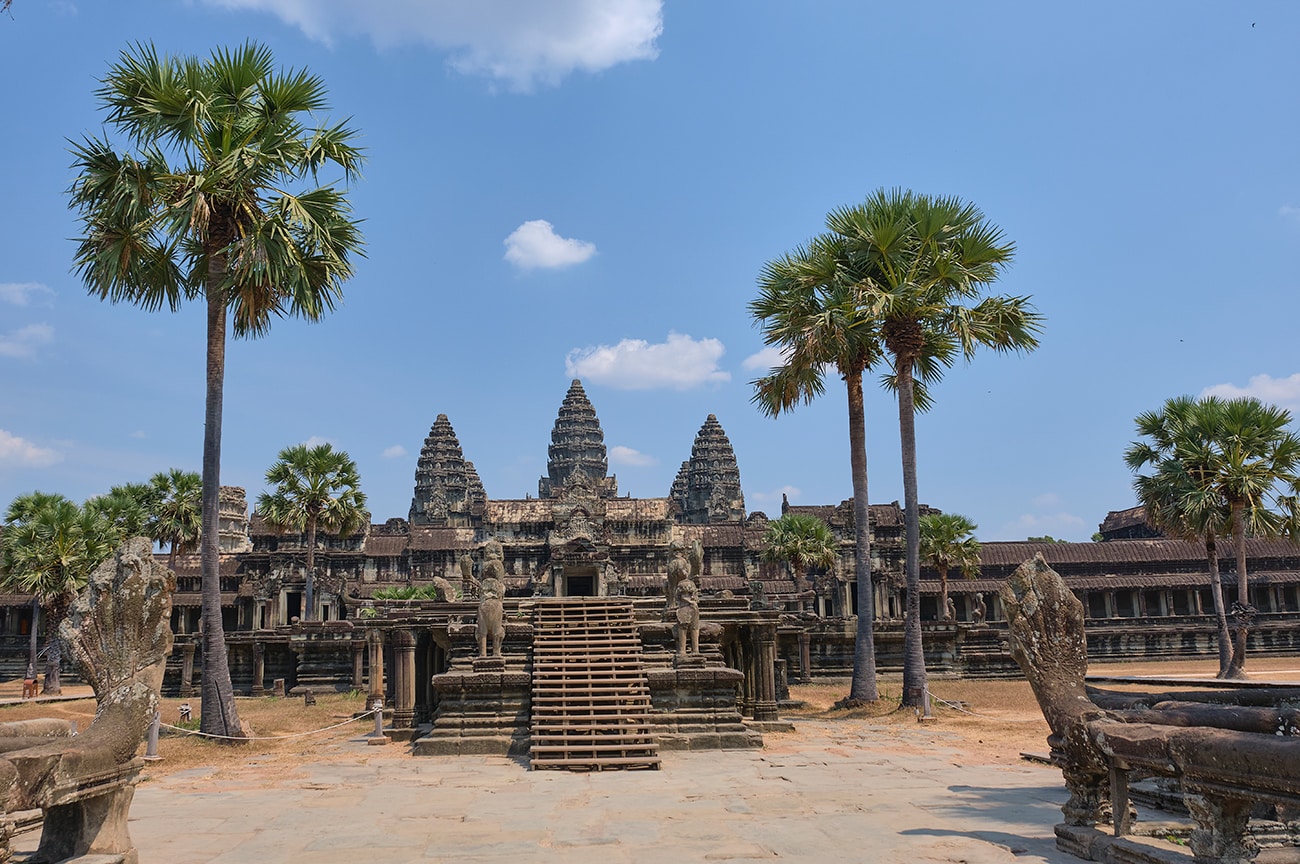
[529,598,661,771]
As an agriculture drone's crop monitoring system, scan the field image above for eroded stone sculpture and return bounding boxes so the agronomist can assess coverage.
[674,578,701,655]
[1003,552,1300,863]
[0,537,174,863]
[476,539,506,658]
[998,553,1115,826]
[666,541,690,615]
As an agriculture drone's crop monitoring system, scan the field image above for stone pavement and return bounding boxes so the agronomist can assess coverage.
[19,719,1074,863]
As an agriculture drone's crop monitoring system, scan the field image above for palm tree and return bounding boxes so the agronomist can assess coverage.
[919,512,980,620]
[749,234,886,704]
[148,469,203,571]
[0,493,117,693]
[827,188,1042,707]
[85,481,156,537]
[69,42,364,739]
[761,512,839,602]
[256,443,367,622]
[1126,396,1300,678]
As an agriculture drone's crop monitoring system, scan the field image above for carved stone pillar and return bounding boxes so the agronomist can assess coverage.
[367,629,385,705]
[392,629,416,729]
[250,641,266,696]
[180,642,197,698]
[1185,789,1257,863]
[798,630,812,683]
[351,640,365,689]
[751,622,779,722]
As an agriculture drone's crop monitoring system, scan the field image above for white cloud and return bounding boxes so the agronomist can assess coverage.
[0,429,62,468]
[504,220,596,270]
[741,346,790,372]
[202,0,662,90]
[0,324,54,359]
[1280,204,1300,219]
[130,430,148,440]
[303,436,333,448]
[750,485,801,504]
[566,332,730,390]
[609,445,654,467]
[1202,373,1300,413]
[0,282,53,307]
[382,444,408,459]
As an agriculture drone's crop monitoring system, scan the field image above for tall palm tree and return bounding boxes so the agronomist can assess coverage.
[256,443,367,622]
[148,469,203,572]
[761,512,839,600]
[69,42,364,739]
[919,512,980,620]
[1126,395,1300,678]
[827,188,1041,707]
[749,235,886,704]
[0,493,117,693]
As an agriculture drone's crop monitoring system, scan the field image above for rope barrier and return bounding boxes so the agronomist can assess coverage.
[924,687,1047,722]
[160,707,381,742]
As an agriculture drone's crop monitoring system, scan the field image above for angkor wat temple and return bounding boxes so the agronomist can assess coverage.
[3,379,1298,741]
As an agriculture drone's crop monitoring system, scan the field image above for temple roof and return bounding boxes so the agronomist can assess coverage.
[673,414,745,524]
[409,414,487,526]
[539,380,616,499]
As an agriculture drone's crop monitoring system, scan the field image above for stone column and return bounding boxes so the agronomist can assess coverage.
[250,641,266,696]
[798,629,812,683]
[392,629,416,729]
[351,640,365,689]
[180,642,197,698]
[751,622,779,722]
[367,629,385,705]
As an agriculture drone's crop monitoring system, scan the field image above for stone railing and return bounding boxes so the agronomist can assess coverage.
[0,537,173,863]
[1000,554,1300,864]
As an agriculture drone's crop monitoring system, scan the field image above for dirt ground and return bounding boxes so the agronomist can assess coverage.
[0,655,1295,784]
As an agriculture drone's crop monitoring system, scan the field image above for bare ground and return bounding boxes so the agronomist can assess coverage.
[0,655,1293,784]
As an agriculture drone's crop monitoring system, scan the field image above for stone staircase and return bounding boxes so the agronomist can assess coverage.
[529,598,660,771]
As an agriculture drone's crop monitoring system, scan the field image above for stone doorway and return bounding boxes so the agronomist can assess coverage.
[563,567,599,597]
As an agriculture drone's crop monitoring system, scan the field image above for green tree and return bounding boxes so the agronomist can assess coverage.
[761,512,839,598]
[1126,395,1300,678]
[827,188,1041,706]
[0,493,117,693]
[749,234,885,704]
[69,42,364,739]
[256,443,367,622]
[919,512,980,620]
[147,469,203,572]
[85,481,156,537]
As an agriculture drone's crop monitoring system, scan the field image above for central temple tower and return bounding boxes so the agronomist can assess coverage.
[539,379,618,499]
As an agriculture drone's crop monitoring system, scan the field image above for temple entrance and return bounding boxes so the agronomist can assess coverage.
[562,566,599,597]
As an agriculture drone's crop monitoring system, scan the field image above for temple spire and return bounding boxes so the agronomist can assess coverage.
[410,414,487,526]
[540,379,617,499]
[672,414,745,523]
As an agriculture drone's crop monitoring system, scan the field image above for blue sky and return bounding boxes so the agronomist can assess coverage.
[2,1,1298,542]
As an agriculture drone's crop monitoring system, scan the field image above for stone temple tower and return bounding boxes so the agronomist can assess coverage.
[539,379,618,499]
[409,414,487,526]
[671,414,746,524]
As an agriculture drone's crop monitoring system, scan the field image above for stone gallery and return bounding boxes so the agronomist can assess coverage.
[6,379,1299,758]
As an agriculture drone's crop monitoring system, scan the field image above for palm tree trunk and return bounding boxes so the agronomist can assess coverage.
[1228,502,1249,676]
[845,368,878,704]
[27,598,38,682]
[896,357,927,707]
[42,610,62,696]
[1205,533,1236,679]
[304,514,317,622]
[939,564,950,620]
[199,292,245,740]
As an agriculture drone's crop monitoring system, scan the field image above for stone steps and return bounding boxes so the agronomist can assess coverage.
[529,599,660,771]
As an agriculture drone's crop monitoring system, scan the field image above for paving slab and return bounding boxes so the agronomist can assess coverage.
[14,718,1077,863]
